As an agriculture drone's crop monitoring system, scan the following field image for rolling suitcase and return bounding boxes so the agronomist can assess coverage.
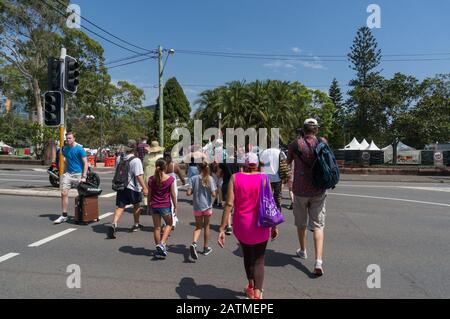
[75,195,99,225]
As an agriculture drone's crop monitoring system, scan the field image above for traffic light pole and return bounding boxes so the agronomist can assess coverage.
[59,48,66,178]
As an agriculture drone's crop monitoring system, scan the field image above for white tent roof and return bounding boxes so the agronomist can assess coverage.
[343,138,361,150]
[382,141,416,152]
[0,141,12,148]
[360,139,370,150]
[366,141,381,151]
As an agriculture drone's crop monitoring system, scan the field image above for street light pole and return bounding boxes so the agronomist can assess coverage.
[218,112,222,138]
[158,45,164,147]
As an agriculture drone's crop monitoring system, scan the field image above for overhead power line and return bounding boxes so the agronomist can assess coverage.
[175,49,450,58]
[107,57,156,69]
[53,0,154,54]
[42,0,155,57]
[106,49,450,67]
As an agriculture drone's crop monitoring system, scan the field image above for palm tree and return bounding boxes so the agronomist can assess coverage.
[266,80,295,144]
[221,81,248,128]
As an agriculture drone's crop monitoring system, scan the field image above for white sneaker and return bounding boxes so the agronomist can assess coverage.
[314,260,324,277]
[296,249,308,260]
[54,216,68,225]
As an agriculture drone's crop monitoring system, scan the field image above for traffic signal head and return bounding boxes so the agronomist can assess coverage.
[64,55,80,93]
[44,91,62,127]
[48,58,61,91]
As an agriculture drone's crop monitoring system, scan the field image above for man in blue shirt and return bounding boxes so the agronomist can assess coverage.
[54,132,88,224]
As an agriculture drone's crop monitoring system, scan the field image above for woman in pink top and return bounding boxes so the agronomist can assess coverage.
[148,159,177,259]
[218,153,279,299]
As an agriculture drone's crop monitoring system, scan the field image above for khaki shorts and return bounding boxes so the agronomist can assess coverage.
[293,193,327,231]
[61,173,82,191]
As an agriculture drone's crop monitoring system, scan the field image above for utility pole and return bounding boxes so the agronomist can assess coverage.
[158,45,164,147]
[218,112,222,138]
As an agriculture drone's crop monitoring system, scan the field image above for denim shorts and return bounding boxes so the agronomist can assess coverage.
[151,207,172,216]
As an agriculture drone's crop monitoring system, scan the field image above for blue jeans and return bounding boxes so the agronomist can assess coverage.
[151,207,172,216]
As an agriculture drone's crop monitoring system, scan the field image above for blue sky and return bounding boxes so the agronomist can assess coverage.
[73,0,450,109]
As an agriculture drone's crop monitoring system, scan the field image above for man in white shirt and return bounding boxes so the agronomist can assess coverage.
[107,140,148,239]
[259,147,285,210]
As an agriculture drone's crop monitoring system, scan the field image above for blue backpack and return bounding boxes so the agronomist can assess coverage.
[293,138,340,190]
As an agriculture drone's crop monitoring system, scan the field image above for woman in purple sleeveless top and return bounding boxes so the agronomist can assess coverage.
[148,159,177,259]
[218,153,279,299]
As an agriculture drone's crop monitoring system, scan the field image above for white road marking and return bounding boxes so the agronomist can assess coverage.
[338,184,450,191]
[99,212,114,220]
[28,229,77,247]
[0,178,48,183]
[33,169,48,172]
[0,253,20,264]
[329,193,450,208]
[399,186,450,193]
[100,192,116,198]
[0,173,46,177]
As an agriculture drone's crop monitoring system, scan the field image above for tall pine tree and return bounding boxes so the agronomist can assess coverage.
[329,78,346,148]
[347,26,384,142]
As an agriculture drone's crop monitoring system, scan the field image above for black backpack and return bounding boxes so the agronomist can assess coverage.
[112,156,136,192]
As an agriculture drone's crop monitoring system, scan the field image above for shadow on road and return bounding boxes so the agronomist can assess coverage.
[91,223,133,239]
[167,244,196,264]
[176,277,245,299]
[231,244,315,279]
[39,213,60,221]
[119,245,153,257]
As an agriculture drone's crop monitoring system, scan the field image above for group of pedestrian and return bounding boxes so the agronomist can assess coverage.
[53,117,331,299]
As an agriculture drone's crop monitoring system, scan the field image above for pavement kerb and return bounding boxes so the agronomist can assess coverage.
[0,189,78,198]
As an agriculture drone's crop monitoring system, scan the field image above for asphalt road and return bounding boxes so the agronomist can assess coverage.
[0,171,449,299]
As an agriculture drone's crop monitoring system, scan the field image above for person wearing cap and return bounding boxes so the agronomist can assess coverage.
[287,118,327,276]
[218,152,279,299]
[107,140,148,239]
[142,141,165,208]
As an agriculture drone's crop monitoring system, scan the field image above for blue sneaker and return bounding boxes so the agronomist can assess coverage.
[156,243,168,257]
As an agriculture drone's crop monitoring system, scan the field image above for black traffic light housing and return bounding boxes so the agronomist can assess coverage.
[44,91,62,127]
[64,55,80,94]
[47,58,61,91]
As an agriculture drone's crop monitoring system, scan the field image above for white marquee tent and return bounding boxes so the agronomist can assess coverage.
[382,141,420,164]
[360,139,370,150]
[343,138,362,150]
[0,141,12,148]
[343,138,381,151]
[366,141,381,151]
